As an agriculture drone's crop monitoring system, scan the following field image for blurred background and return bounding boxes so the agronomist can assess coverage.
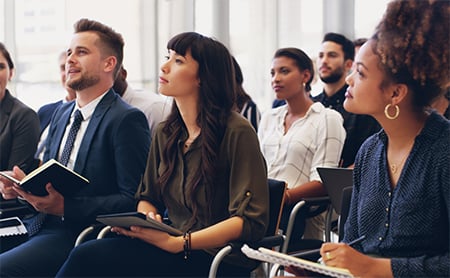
[0,0,389,112]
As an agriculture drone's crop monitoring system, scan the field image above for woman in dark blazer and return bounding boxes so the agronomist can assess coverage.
[0,42,40,174]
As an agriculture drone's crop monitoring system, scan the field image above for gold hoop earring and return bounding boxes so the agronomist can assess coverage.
[384,104,399,120]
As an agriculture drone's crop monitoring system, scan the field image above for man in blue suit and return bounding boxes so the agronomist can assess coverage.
[0,18,150,277]
[35,51,77,161]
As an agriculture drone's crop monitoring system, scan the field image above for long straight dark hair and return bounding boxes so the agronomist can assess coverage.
[159,32,236,228]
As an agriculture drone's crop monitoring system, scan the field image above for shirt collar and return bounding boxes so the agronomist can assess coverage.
[320,84,348,105]
[72,90,109,121]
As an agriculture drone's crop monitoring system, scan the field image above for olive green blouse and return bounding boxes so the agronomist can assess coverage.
[136,112,269,267]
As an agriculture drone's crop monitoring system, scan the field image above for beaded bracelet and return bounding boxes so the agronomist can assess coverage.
[183,231,191,259]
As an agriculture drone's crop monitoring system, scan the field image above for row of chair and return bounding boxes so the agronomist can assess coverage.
[73,176,353,277]
[211,177,353,277]
[269,185,352,277]
[72,178,289,277]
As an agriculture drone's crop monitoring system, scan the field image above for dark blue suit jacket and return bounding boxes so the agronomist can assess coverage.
[42,89,151,230]
[37,100,63,134]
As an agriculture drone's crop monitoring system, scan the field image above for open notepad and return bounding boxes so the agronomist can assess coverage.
[241,244,354,278]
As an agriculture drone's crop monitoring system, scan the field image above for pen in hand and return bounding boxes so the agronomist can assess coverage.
[346,235,366,247]
[317,235,366,265]
[291,235,367,261]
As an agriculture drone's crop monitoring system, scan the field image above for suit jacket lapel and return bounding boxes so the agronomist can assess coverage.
[74,89,117,173]
[48,102,74,161]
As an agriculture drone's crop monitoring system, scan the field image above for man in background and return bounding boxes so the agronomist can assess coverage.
[313,32,380,168]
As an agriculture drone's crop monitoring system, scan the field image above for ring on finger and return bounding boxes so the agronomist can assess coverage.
[325,252,332,260]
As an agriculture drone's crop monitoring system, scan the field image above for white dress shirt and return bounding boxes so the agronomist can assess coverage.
[258,102,346,240]
[58,91,108,170]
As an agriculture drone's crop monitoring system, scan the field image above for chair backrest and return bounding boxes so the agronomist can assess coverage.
[338,186,353,241]
[266,178,286,237]
[317,167,353,215]
[208,179,286,278]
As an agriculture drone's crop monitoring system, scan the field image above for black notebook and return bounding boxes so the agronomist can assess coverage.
[0,159,89,197]
[96,212,183,236]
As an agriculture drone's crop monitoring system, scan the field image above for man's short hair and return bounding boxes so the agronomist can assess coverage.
[73,18,124,77]
[323,32,355,61]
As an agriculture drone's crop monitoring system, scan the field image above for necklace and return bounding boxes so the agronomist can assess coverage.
[184,138,195,148]
[388,124,423,176]
[389,141,414,175]
[184,129,201,149]
[390,154,408,174]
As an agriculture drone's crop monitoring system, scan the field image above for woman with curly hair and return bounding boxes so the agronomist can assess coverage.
[56,32,269,277]
[318,0,449,277]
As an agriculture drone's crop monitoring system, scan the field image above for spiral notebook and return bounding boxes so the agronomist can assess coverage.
[241,244,354,278]
[0,216,28,237]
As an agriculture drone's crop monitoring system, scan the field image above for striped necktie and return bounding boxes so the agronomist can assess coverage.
[60,110,83,166]
[28,110,83,236]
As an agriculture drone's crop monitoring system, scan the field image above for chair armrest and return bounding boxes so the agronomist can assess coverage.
[282,200,305,253]
[249,235,284,250]
[74,223,108,247]
[97,225,112,239]
[302,196,331,218]
[281,197,331,253]
[208,245,233,278]
[208,234,285,278]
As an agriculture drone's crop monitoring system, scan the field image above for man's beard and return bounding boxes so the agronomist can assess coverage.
[319,67,345,84]
[67,74,100,91]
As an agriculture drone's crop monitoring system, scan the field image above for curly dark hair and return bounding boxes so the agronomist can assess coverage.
[159,32,236,228]
[372,0,449,109]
